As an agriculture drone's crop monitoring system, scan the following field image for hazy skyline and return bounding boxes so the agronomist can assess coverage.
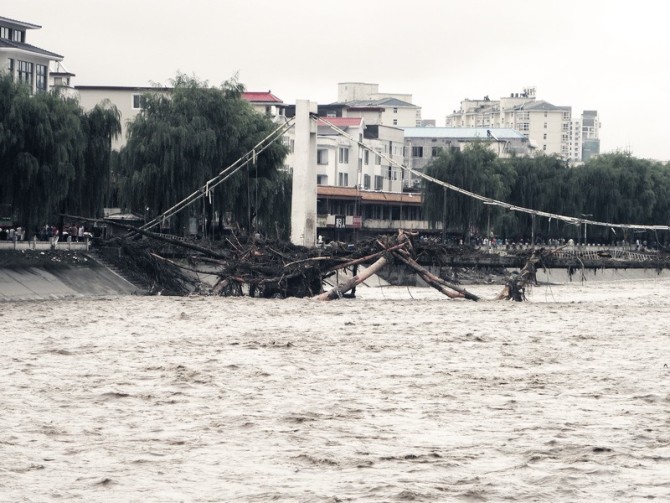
[6,0,670,161]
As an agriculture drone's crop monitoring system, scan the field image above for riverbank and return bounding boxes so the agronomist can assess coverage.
[0,249,140,301]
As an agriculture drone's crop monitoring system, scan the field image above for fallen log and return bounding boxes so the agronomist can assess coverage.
[391,249,480,301]
[315,254,389,301]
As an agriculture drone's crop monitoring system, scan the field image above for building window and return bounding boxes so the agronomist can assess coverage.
[374,175,383,190]
[132,94,147,110]
[543,145,547,151]
[431,146,441,157]
[375,154,381,165]
[8,58,14,78]
[544,122,547,129]
[35,64,47,93]
[393,107,398,113]
[17,61,33,87]
[338,147,349,164]
[393,119,398,126]
[12,30,23,42]
[543,133,547,140]
[0,27,9,39]
[317,175,328,185]
[364,150,369,165]
[338,172,349,186]
[317,149,328,165]
[518,123,529,131]
[411,146,423,158]
[363,174,371,189]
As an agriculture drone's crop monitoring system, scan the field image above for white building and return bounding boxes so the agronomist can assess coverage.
[0,15,71,94]
[402,127,534,188]
[446,88,599,162]
[76,86,171,151]
[336,82,422,128]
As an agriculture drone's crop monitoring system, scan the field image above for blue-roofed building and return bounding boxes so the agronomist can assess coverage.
[402,127,534,183]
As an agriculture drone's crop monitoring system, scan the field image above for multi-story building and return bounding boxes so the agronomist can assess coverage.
[284,104,406,193]
[284,101,426,241]
[402,127,534,189]
[0,15,69,94]
[446,88,599,162]
[76,86,171,151]
[580,110,601,161]
[509,100,572,158]
[335,82,422,128]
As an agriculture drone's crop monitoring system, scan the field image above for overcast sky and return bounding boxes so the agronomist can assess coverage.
[7,0,670,161]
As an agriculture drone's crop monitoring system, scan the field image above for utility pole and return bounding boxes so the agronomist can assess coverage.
[442,186,447,243]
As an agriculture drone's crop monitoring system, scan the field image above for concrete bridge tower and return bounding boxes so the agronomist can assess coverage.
[290,100,318,247]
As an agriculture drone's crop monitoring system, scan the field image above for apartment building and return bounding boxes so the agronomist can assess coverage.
[581,110,601,161]
[0,15,69,94]
[335,82,422,128]
[284,104,406,193]
[284,100,426,241]
[446,87,599,162]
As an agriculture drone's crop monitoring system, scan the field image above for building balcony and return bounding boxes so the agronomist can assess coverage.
[317,214,436,232]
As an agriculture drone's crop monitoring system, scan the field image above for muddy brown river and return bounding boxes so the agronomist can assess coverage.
[2,276,670,501]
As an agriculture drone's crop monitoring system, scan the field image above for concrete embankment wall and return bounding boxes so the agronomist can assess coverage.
[0,250,140,301]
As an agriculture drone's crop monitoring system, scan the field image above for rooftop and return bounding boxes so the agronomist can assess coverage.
[241,91,283,103]
[517,100,568,111]
[0,38,63,60]
[332,97,416,108]
[402,127,527,140]
[0,16,41,30]
[316,117,363,128]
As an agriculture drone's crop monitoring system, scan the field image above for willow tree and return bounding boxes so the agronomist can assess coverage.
[422,142,513,239]
[117,74,288,238]
[0,75,122,236]
[64,101,122,218]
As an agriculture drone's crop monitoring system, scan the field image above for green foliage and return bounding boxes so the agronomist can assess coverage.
[117,73,288,237]
[0,75,120,236]
[421,146,670,243]
[422,142,513,237]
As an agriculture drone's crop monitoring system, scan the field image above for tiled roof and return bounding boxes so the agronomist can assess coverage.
[317,185,422,204]
[0,39,63,59]
[317,117,363,128]
[241,91,283,103]
[402,127,526,139]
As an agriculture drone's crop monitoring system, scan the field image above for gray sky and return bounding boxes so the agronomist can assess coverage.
[7,0,670,161]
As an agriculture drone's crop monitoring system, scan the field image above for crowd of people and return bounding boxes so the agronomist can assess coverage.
[0,224,91,244]
[0,226,25,242]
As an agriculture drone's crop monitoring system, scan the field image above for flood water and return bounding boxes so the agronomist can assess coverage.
[2,275,670,501]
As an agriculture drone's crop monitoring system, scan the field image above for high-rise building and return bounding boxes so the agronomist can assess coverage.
[445,88,599,162]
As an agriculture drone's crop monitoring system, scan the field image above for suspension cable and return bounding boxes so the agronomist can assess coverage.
[314,115,670,232]
[140,118,294,231]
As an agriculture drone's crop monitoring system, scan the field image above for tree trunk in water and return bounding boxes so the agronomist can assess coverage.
[315,255,388,301]
[391,250,480,301]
